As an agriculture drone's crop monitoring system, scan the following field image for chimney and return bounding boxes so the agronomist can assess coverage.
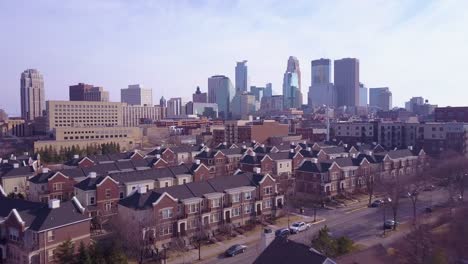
[252,140,257,144]
[254,167,261,174]
[73,154,79,159]
[42,167,50,174]
[195,159,201,165]
[408,146,413,150]
[201,143,205,147]
[223,141,227,146]
[13,163,19,169]
[242,145,247,149]
[261,144,265,148]
[343,144,348,148]
[260,228,275,251]
[310,158,318,163]
[356,142,362,146]
[2,159,7,164]
[156,146,161,150]
[23,152,29,156]
[156,154,161,159]
[290,149,294,153]
[137,185,147,194]
[303,140,307,144]
[364,150,373,156]
[48,199,60,209]
[88,172,97,178]
[205,147,210,152]
[306,147,312,152]
[291,142,296,146]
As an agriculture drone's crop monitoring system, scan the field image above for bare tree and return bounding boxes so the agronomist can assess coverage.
[364,173,375,207]
[432,151,468,204]
[397,224,434,264]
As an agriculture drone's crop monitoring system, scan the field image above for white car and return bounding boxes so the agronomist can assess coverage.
[289,221,311,234]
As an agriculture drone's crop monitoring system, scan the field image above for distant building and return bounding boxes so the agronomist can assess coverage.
[213,120,289,144]
[122,105,165,126]
[0,109,8,122]
[334,58,359,107]
[264,83,273,97]
[192,86,207,103]
[308,59,336,108]
[250,86,265,102]
[283,56,303,109]
[160,96,167,107]
[69,83,109,102]
[435,106,468,123]
[208,75,234,119]
[359,83,368,107]
[231,92,257,119]
[185,102,218,119]
[260,95,284,114]
[235,60,248,93]
[369,87,392,111]
[21,69,45,121]
[167,98,183,118]
[120,84,153,106]
[405,97,424,112]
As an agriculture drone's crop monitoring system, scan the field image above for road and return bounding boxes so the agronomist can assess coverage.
[201,187,449,264]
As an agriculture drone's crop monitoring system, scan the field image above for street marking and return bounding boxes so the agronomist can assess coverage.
[345,206,368,214]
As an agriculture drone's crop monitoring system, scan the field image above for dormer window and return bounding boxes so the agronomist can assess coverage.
[244,192,252,200]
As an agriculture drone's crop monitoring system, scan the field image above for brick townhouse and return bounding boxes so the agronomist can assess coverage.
[0,193,91,264]
[28,168,76,203]
[295,148,427,199]
[117,171,284,250]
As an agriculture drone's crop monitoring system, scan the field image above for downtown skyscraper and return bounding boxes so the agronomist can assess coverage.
[282,56,303,109]
[308,58,336,108]
[334,58,360,107]
[20,69,45,121]
[235,60,248,93]
[208,75,234,119]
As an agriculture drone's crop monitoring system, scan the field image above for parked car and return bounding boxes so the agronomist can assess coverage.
[225,244,247,257]
[289,221,311,234]
[400,192,412,198]
[425,207,433,213]
[371,199,384,207]
[423,185,435,191]
[384,220,398,229]
[275,228,290,238]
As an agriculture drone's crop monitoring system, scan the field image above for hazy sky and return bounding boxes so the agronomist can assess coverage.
[1,0,467,116]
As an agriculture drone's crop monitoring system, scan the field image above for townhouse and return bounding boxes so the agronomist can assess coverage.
[118,171,284,250]
[28,168,76,203]
[0,194,90,264]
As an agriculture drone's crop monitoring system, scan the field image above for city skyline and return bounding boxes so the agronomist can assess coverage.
[1,1,467,115]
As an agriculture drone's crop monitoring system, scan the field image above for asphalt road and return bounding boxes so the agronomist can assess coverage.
[201,187,450,264]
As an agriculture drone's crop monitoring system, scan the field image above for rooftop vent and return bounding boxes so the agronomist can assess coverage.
[254,167,261,174]
[290,149,294,153]
[137,185,147,194]
[88,172,97,178]
[310,158,318,163]
[223,142,227,145]
[48,199,60,209]
[306,147,312,152]
[42,167,50,173]
[156,146,161,150]
[156,154,161,159]
[195,159,201,165]
[13,163,19,168]
[73,154,79,159]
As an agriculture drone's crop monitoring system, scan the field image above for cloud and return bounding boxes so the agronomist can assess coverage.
[0,0,467,115]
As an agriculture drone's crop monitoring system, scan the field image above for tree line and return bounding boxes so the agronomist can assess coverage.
[36,142,121,163]
[54,239,127,264]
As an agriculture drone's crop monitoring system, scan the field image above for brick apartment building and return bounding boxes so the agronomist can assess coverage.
[213,120,289,145]
[434,107,468,123]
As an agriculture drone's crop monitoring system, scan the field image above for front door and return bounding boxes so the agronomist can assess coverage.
[180,222,186,236]
[225,211,231,223]
[256,204,262,215]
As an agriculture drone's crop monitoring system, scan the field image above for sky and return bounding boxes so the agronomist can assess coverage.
[1,0,467,116]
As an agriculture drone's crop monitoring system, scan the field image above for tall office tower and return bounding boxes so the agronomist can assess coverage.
[264,83,273,97]
[235,60,248,93]
[69,83,109,102]
[334,58,360,107]
[250,86,265,102]
[121,84,153,106]
[282,56,303,109]
[208,75,234,119]
[21,69,45,121]
[369,87,392,111]
[167,98,183,117]
[231,92,257,119]
[359,83,368,107]
[192,86,207,103]
[159,96,167,108]
[308,58,336,108]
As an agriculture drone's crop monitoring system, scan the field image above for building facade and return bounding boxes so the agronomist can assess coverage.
[283,56,303,109]
[21,69,45,121]
[122,105,165,127]
[334,58,359,107]
[369,87,392,111]
[208,75,234,119]
[192,86,207,103]
[235,60,248,93]
[121,84,153,106]
[167,98,183,118]
[69,83,109,102]
[434,107,468,123]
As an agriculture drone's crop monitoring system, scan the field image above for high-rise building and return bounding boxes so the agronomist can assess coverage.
[308,59,336,108]
[120,84,153,106]
[122,105,165,126]
[235,60,248,93]
[264,83,273,97]
[405,97,424,112]
[359,83,368,107]
[167,98,183,117]
[250,86,265,102]
[69,83,109,102]
[208,75,234,119]
[231,92,257,119]
[160,96,167,108]
[192,86,207,103]
[283,56,303,109]
[20,69,45,121]
[334,58,360,107]
[369,87,392,111]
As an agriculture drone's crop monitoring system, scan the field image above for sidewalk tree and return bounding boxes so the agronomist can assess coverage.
[54,239,75,264]
[398,224,434,264]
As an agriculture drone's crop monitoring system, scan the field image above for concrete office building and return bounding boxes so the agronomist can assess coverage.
[235,60,248,93]
[122,105,165,127]
[308,59,336,108]
[359,83,368,107]
[121,84,153,106]
[192,86,207,103]
[69,83,109,102]
[208,75,234,119]
[334,58,360,107]
[369,87,392,111]
[46,101,124,131]
[20,69,45,121]
[283,56,303,109]
[167,98,183,118]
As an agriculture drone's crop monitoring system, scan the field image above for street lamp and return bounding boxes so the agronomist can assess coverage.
[382,197,392,235]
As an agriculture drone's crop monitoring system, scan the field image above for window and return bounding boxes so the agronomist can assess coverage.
[47,230,55,242]
[244,192,252,200]
[9,228,19,242]
[105,189,111,199]
[187,218,199,229]
[212,198,221,208]
[279,163,282,169]
[231,193,240,203]
[164,182,169,187]
[105,202,112,212]
[210,212,221,223]
[48,249,56,262]
[89,197,95,205]
[119,192,124,199]
[188,203,200,214]
[159,224,173,236]
[263,186,273,195]
[160,208,173,219]
[244,204,253,214]
[232,207,241,217]
[264,199,272,208]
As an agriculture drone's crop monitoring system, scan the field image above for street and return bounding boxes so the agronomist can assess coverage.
[199,187,449,264]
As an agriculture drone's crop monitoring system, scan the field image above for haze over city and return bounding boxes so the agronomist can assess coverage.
[1,0,467,115]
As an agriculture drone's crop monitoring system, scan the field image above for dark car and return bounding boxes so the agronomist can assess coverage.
[384,220,398,229]
[423,185,435,191]
[225,244,247,257]
[371,199,384,207]
[275,228,290,238]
